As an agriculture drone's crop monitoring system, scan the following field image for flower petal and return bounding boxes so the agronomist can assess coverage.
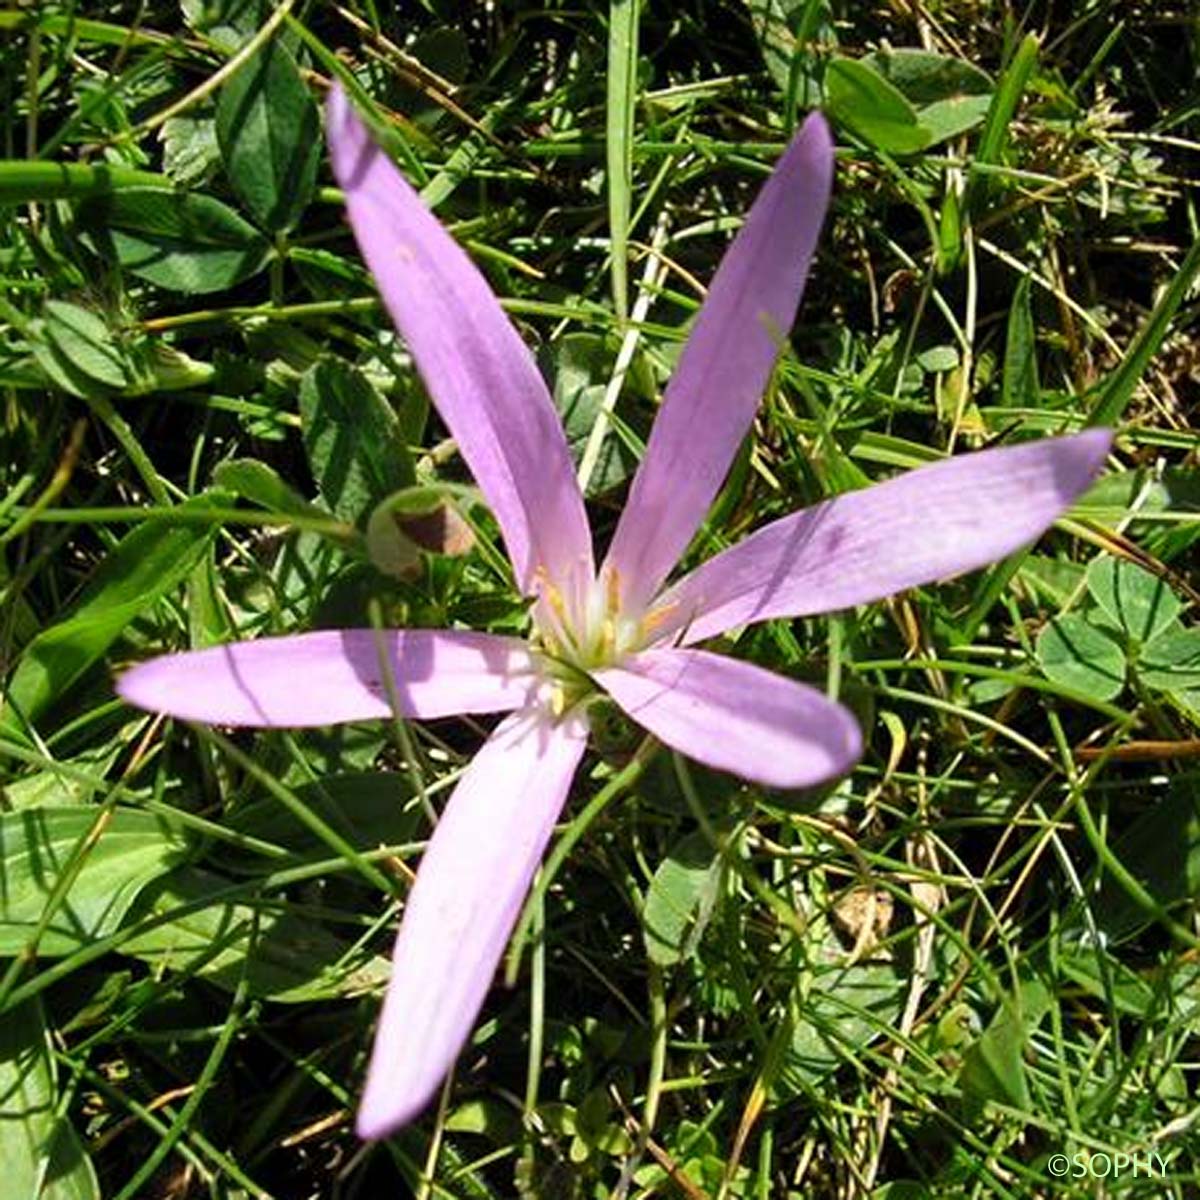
[653,429,1112,646]
[593,648,860,788]
[603,115,834,613]
[357,706,588,1138]
[117,629,539,726]
[326,87,592,598]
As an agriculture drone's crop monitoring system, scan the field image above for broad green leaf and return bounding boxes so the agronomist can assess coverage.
[863,47,992,104]
[1036,613,1126,701]
[1017,556,1084,608]
[42,301,127,389]
[551,333,638,497]
[299,359,414,526]
[873,1185,932,1200]
[825,58,931,156]
[121,867,390,1001]
[958,980,1050,1112]
[78,188,269,293]
[226,771,420,860]
[216,37,319,231]
[780,953,904,1093]
[290,244,371,300]
[1086,557,1180,645]
[181,0,264,38]
[916,344,957,373]
[1139,628,1200,693]
[863,47,992,146]
[0,743,124,811]
[444,1098,523,1142]
[1094,781,1200,943]
[161,115,221,188]
[748,0,827,101]
[29,336,106,399]
[916,94,992,145]
[1,491,227,733]
[1080,467,1200,523]
[1000,275,1038,407]
[0,807,187,955]
[0,1001,100,1200]
[642,830,723,966]
[213,457,327,519]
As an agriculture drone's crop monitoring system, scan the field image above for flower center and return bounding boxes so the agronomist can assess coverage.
[532,566,644,670]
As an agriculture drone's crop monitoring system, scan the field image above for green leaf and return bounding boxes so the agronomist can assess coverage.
[1094,781,1200,943]
[1139,628,1200,693]
[825,58,931,156]
[225,771,420,860]
[1,491,227,734]
[121,867,390,1001]
[552,333,638,497]
[0,807,187,955]
[216,36,320,232]
[1017,556,1085,608]
[0,1001,100,1200]
[444,1098,523,1143]
[1000,275,1038,407]
[873,1184,933,1200]
[0,743,124,811]
[748,0,827,101]
[642,830,722,966]
[936,183,961,275]
[181,0,264,40]
[1036,613,1126,701]
[958,980,1050,1113]
[916,344,958,373]
[605,0,639,319]
[1086,557,1180,645]
[299,359,415,526]
[863,47,993,147]
[969,34,1039,197]
[916,93,992,144]
[29,337,107,399]
[42,301,127,389]
[212,457,326,519]
[863,47,992,105]
[161,115,221,188]
[78,188,270,293]
[779,954,904,1093]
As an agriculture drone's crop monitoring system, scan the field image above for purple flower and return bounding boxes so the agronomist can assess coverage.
[118,87,1112,1139]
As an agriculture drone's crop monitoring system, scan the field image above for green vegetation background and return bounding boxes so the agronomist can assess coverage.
[1,1,1199,1196]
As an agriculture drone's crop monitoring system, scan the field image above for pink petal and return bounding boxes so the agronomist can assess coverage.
[603,115,834,614]
[357,705,588,1138]
[117,630,539,726]
[326,87,592,599]
[653,429,1112,646]
[593,648,860,788]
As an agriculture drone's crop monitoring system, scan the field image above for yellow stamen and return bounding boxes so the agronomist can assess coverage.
[602,616,616,657]
[641,600,680,635]
[605,565,622,617]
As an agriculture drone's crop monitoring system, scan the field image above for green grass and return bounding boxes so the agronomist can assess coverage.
[2,2,1200,1197]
